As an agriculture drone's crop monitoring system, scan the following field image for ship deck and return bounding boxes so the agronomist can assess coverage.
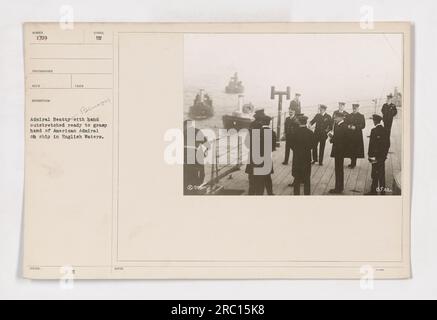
[212,110,402,196]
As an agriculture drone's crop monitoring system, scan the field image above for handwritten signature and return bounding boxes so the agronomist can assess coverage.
[79,98,111,115]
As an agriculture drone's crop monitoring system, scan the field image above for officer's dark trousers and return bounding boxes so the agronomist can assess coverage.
[335,156,344,191]
[254,175,273,195]
[312,137,326,164]
[294,177,311,195]
[370,160,386,194]
[384,118,393,137]
[283,140,293,163]
[264,175,273,195]
[248,174,256,195]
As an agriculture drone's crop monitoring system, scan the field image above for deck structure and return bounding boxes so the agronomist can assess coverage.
[208,109,401,196]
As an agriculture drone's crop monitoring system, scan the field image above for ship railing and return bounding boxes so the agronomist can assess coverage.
[204,111,288,192]
[204,133,246,191]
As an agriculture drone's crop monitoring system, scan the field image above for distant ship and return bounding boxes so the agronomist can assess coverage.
[225,72,244,94]
[222,95,254,130]
[188,89,214,120]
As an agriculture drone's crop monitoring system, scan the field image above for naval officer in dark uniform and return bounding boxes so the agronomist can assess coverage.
[366,114,390,195]
[255,113,277,195]
[332,102,349,129]
[381,94,398,138]
[328,112,348,194]
[292,115,315,195]
[310,104,332,166]
[282,105,300,165]
[245,109,264,195]
[289,93,302,115]
[245,109,276,195]
[183,120,208,195]
[346,104,366,169]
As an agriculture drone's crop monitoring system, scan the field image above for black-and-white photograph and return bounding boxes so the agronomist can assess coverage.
[183,33,403,196]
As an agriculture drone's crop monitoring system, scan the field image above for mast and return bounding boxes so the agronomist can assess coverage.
[238,95,244,113]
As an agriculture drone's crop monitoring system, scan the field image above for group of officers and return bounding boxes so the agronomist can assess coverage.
[183,93,398,196]
[245,93,398,195]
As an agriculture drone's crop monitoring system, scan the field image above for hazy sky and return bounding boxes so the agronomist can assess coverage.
[184,33,403,108]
